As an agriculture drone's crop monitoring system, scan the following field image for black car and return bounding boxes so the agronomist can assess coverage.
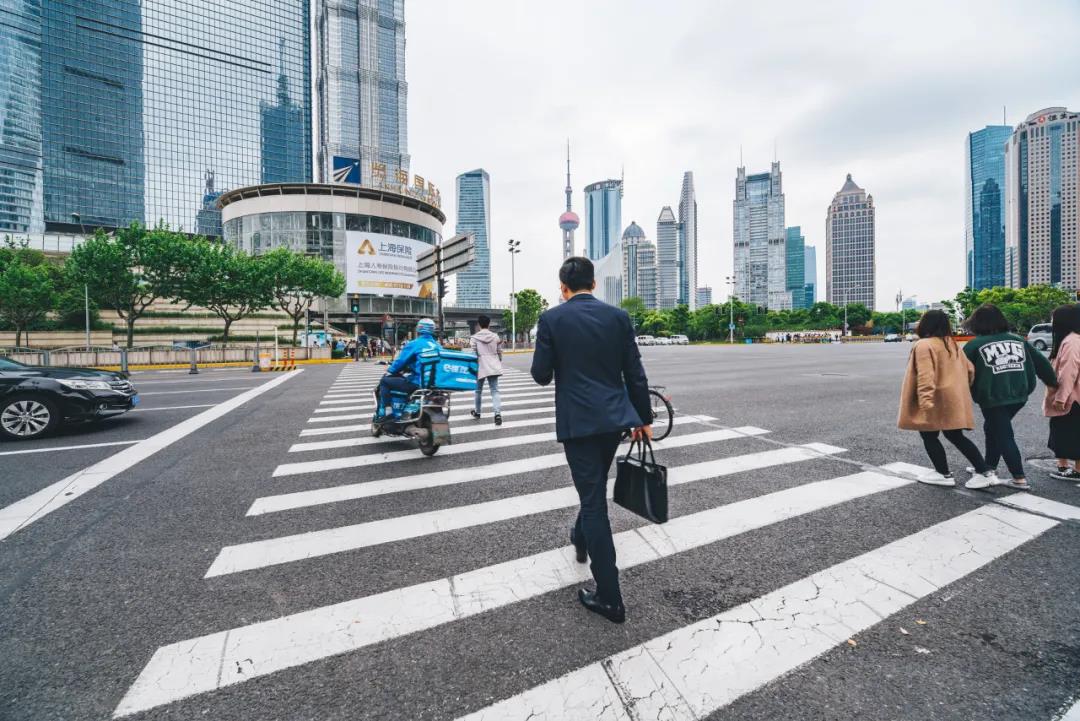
[0,357,139,440]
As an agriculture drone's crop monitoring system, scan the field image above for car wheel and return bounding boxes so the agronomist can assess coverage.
[1034,339,1047,351]
[0,395,60,441]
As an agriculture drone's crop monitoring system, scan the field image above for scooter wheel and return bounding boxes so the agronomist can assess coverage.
[419,439,440,456]
[371,421,383,438]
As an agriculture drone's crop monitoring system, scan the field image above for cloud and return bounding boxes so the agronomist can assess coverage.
[407,0,1080,309]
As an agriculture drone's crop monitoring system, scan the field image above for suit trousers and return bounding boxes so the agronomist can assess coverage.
[563,431,624,606]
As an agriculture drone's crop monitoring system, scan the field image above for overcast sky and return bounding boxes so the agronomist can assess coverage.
[406,0,1080,310]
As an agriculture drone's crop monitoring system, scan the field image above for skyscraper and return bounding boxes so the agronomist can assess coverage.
[734,162,787,309]
[0,0,43,234]
[10,0,312,235]
[315,0,409,188]
[678,171,698,309]
[695,287,712,306]
[966,125,1012,290]
[621,221,658,309]
[558,143,579,259]
[655,206,679,309]
[804,245,817,306]
[584,178,622,260]
[1005,107,1080,291]
[826,174,876,310]
[454,168,491,307]
[785,226,806,309]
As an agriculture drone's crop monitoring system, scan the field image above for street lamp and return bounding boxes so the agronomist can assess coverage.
[724,275,736,344]
[508,239,521,351]
[72,213,90,349]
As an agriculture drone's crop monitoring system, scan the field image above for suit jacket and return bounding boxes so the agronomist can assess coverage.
[531,293,651,442]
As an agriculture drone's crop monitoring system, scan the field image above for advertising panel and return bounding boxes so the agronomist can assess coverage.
[345,231,435,299]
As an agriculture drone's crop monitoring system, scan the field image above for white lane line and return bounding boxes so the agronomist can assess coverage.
[248,426,768,515]
[131,376,267,386]
[132,404,217,413]
[116,468,907,716]
[138,387,252,396]
[275,415,706,477]
[457,505,1056,721]
[318,389,554,406]
[310,395,554,414]
[1059,699,1080,721]
[995,493,1080,521]
[288,415,561,452]
[0,371,303,541]
[322,381,539,397]
[298,405,557,435]
[0,440,142,457]
[207,441,841,577]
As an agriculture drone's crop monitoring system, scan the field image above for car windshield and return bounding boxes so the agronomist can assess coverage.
[0,357,27,369]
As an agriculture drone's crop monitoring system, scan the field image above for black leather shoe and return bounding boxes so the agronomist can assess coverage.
[578,588,625,624]
[570,529,587,563]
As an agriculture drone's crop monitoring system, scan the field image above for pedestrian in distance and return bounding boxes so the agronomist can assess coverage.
[1044,303,1080,480]
[963,303,1057,491]
[469,314,504,425]
[898,309,991,488]
[531,256,652,624]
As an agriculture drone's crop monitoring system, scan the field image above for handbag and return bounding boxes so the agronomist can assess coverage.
[613,437,668,524]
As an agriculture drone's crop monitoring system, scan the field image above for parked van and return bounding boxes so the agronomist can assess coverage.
[636,335,655,346]
[669,334,689,345]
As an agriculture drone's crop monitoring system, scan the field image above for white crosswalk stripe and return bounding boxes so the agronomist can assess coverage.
[110,369,1080,719]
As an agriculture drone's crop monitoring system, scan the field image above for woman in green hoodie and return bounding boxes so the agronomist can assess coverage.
[963,304,1058,490]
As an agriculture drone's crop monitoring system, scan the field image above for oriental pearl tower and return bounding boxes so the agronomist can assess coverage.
[558,141,580,259]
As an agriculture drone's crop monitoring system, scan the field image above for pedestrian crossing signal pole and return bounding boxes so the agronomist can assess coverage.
[435,244,446,341]
[508,239,521,350]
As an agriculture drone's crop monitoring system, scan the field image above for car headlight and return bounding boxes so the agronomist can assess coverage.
[57,379,113,391]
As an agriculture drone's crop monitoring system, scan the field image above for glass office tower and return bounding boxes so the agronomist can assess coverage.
[733,162,787,309]
[804,245,817,306]
[0,0,44,234]
[454,168,491,307]
[37,0,311,235]
[584,179,623,260]
[655,206,678,309]
[965,125,1012,290]
[316,0,410,187]
[785,226,806,309]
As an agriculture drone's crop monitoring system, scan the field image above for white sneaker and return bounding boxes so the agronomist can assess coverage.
[918,471,956,487]
[965,467,1004,486]
[965,471,1000,490]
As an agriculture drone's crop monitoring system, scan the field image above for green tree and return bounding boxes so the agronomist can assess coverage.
[66,224,189,347]
[665,304,690,335]
[503,288,548,342]
[179,239,271,343]
[843,302,872,331]
[619,296,646,328]
[261,248,346,345]
[639,310,668,336]
[0,259,56,346]
[689,304,722,340]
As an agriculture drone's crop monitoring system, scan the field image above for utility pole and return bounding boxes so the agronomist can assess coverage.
[72,213,90,348]
[508,239,521,350]
[725,275,736,343]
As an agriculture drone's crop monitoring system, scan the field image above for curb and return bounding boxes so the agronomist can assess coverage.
[93,357,386,372]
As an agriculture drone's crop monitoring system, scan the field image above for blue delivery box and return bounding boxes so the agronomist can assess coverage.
[419,349,478,391]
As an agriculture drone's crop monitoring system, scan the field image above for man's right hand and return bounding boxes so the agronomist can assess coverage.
[631,425,653,442]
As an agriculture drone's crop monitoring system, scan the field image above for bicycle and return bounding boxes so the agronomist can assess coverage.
[648,385,674,440]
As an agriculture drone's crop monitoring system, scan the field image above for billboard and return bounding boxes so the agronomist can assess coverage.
[332,156,361,184]
[345,231,435,299]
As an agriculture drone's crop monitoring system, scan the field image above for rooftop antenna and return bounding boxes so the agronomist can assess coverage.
[773,138,778,162]
[739,144,743,167]
[1003,105,1007,126]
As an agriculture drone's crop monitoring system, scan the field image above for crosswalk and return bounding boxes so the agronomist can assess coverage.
[112,362,1080,719]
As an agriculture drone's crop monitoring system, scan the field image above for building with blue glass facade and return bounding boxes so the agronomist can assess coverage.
[734,163,787,309]
[316,0,409,188]
[965,125,1012,290]
[0,0,312,236]
[0,0,44,234]
[454,168,491,307]
[785,226,806,308]
[1006,107,1080,291]
[584,179,622,260]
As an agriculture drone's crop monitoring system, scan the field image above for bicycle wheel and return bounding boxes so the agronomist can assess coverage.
[649,388,674,440]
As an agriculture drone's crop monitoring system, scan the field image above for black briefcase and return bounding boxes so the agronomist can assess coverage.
[613,438,668,524]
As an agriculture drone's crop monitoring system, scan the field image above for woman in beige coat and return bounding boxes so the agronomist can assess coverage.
[898,310,989,486]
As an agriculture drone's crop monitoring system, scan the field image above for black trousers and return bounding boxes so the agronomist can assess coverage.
[919,429,987,476]
[982,403,1026,478]
[563,431,623,606]
[378,376,417,412]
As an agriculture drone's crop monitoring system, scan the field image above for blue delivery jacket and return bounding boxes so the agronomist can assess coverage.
[388,335,441,385]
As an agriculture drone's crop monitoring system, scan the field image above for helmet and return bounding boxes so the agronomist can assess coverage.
[416,318,437,336]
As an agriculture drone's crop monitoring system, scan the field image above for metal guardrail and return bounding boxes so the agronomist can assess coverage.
[1,343,331,371]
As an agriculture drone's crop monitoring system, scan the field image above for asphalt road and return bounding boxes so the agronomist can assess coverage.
[1,344,1078,721]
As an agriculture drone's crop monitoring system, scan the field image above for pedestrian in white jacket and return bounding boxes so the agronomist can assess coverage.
[470,314,504,425]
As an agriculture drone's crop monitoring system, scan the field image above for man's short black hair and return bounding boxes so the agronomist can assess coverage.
[477,314,490,328]
[559,256,594,292]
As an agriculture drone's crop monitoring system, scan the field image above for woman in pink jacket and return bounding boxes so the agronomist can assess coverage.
[1045,304,1080,480]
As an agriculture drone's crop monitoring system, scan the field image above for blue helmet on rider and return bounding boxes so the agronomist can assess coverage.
[416,318,437,336]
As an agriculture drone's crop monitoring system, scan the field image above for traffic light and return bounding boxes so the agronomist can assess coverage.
[350,298,360,314]
[438,278,448,299]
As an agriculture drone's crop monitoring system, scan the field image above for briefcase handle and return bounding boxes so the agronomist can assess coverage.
[624,436,658,467]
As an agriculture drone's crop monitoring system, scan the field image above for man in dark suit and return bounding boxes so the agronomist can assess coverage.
[531,256,652,624]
